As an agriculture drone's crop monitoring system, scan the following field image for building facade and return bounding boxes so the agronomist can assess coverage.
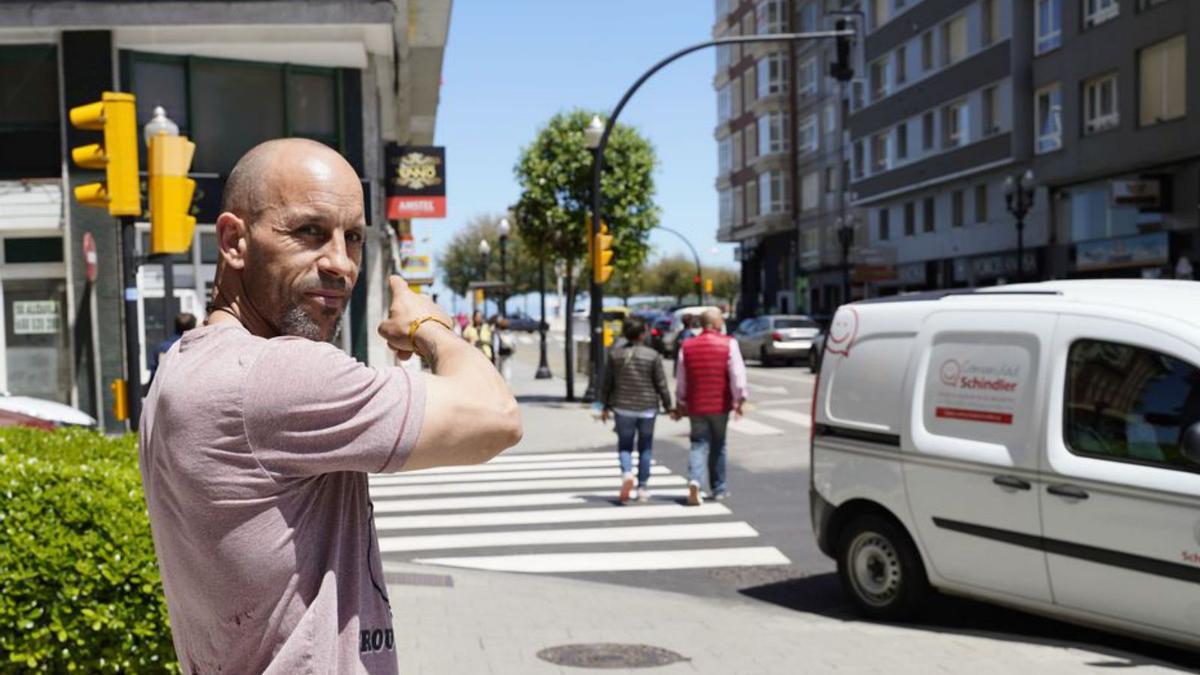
[0,0,450,430]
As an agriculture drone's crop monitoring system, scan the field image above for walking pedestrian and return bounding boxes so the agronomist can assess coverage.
[462,310,494,362]
[672,313,700,376]
[147,312,196,386]
[600,316,673,504]
[138,138,522,673]
[673,308,748,506]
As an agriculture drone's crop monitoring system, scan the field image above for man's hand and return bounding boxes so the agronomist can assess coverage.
[600,408,610,423]
[669,407,683,421]
[377,275,453,360]
[734,400,745,419]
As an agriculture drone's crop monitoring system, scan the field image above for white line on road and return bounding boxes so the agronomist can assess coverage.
[750,385,790,395]
[379,458,623,477]
[414,546,791,572]
[748,369,814,383]
[728,417,784,436]
[379,522,759,553]
[487,452,611,463]
[369,475,688,498]
[758,409,812,427]
[374,502,732,531]
[369,466,671,486]
[370,488,691,513]
[759,398,812,407]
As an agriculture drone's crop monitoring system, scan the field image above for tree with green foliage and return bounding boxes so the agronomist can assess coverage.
[643,255,699,305]
[709,267,740,307]
[438,212,540,301]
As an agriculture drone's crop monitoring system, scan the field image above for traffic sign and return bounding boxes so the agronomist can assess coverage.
[82,232,98,283]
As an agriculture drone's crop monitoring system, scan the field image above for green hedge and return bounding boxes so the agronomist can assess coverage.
[0,428,177,672]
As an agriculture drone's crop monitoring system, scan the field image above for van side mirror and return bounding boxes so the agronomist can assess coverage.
[1181,422,1200,466]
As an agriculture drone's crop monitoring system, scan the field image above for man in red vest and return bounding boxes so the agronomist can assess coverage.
[673,309,748,505]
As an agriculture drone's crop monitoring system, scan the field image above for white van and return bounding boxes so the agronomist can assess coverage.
[810,280,1200,650]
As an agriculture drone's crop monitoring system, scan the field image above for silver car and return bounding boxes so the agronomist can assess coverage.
[733,314,820,366]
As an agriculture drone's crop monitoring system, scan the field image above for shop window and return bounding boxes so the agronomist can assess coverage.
[1065,339,1200,472]
[4,237,63,264]
[1139,35,1186,127]
[287,69,338,143]
[3,278,70,403]
[0,45,60,178]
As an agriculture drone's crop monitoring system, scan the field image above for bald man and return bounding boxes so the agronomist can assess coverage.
[139,138,521,673]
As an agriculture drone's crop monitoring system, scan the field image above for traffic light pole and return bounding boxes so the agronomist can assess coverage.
[119,215,142,430]
[583,29,853,401]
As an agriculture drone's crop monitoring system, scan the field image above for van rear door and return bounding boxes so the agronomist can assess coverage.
[902,311,1054,603]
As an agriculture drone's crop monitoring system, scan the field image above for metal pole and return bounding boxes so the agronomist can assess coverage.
[536,257,552,379]
[1016,216,1025,283]
[839,78,850,306]
[563,259,576,401]
[500,236,508,318]
[119,216,142,430]
[161,256,175,341]
[656,225,704,305]
[582,29,852,402]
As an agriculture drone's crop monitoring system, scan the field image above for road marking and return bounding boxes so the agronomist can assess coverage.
[748,369,814,383]
[369,475,688,498]
[728,417,784,436]
[387,458,622,476]
[414,546,791,572]
[759,409,812,427]
[371,488,692,513]
[379,522,759,553]
[760,398,812,407]
[374,502,732,531]
[750,385,790,395]
[370,465,670,486]
[488,452,611,463]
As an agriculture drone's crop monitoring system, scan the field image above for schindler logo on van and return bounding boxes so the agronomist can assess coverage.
[931,353,1025,426]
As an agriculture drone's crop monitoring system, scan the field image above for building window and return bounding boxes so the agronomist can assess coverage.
[717,84,733,122]
[824,102,837,135]
[894,45,907,86]
[895,123,908,160]
[1065,339,1200,473]
[797,56,818,95]
[718,137,732,174]
[1036,0,1062,55]
[798,1,818,32]
[983,0,1002,46]
[1035,83,1063,152]
[870,59,889,101]
[921,31,935,71]
[879,209,890,240]
[853,141,865,178]
[1139,35,1187,127]
[1138,0,1171,10]
[797,114,817,154]
[871,132,890,173]
[757,0,786,34]
[719,189,733,227]
[922,111,935,150]
[943,15,968,65]
[745,121,759,161]
[801,171,820,211]
[758,112,791,156]
[732,128,744,169]
[747,179,760,218]
[1083,72,1120,134]
[759,170,790,214]
[716,0,731,18]
[1083,0,1119,27]
[975,183,988,223]
[0,45,60,178]
[904,202,916,236]
[758,53,790,97]
[872,0,890,30]
[825,165,837,193]
[943,99,968,148]
[733,185,744,224]
[982,85,1001,136]
[952,191,965,227]
[923,197,935,232]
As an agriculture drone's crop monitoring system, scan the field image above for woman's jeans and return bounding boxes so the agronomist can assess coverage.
[614,414,656,487]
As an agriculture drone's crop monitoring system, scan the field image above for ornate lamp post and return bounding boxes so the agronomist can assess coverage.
[1004,169,1036,282]
[478,238,490,315]
[835,215,854,305]
[583,115,604,401]
[498,217,510,318]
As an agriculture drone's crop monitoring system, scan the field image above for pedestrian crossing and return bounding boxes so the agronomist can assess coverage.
[369,451,790,573]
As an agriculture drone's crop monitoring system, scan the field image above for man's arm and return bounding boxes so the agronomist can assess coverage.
[727,340,748,415]
[378,276,522,471]
[673,347,688,417]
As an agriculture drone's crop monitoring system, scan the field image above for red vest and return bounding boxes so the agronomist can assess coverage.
[681,329,733,416]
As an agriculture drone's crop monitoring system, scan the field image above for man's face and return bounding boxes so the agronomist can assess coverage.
[241,155,365,341]
[473,312,484,327]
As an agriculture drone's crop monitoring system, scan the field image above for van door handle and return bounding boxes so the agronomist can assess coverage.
[1046,484,1089,500]
[992,475,1032,491]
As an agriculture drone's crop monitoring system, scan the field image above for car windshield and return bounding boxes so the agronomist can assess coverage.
[774,318,818,329]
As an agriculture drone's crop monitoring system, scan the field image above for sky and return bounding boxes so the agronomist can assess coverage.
[419,0,733,305]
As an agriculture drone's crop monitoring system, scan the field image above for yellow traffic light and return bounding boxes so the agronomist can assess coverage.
[591,221,614,285]
[69,92,141,216]
[110,379,128,422]
[148,134,197,254]
[705,278,714,294]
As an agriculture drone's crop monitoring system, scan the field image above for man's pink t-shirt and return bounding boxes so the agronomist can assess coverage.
[138,322,426,674]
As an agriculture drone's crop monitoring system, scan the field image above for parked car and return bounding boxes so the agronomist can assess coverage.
[502,311,547,333]
[732,314,820,366]
[648,315,673,354]
[810,280,1200,650]
[661,305,722,357]
[0,393,96,429]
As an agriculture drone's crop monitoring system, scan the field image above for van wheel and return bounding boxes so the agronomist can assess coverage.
[836,514,928,621]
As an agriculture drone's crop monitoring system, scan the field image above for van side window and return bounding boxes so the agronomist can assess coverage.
[1065,339,1200,472]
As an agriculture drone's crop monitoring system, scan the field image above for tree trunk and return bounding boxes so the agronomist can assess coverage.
[563,258,576,401]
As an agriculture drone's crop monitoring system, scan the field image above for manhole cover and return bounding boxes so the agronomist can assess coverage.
[536,643,688,669]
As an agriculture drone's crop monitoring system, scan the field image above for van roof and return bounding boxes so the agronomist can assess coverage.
[854,279,1200,326]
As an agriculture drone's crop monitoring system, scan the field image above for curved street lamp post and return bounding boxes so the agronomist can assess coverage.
[583,29,854,401]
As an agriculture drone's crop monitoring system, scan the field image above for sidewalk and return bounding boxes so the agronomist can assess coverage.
[383,358,1188,674]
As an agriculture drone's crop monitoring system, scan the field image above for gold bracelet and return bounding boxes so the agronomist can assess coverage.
[408,315,452,347]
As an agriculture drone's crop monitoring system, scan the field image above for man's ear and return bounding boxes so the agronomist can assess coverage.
[215,212,249,271]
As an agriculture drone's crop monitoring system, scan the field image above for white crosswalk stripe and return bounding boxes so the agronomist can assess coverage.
[758,409,812,427]
[368,452,789,573]
[727,417,785,436]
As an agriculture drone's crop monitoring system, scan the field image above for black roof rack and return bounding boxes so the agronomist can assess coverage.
[854,289,1062,305]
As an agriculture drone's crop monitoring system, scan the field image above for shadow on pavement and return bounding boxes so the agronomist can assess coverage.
[740,573,1200,671]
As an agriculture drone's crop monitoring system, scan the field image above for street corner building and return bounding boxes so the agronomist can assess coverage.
[713,0,1200,319]
[0,0,451,432]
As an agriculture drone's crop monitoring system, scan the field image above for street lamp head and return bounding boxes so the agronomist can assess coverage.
[498,217,511,238]
[1023,169,1035,184]
[584,115,604,150]
[1004,175,1016,197]
[479,239,491,256]
[142,105,179,145]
